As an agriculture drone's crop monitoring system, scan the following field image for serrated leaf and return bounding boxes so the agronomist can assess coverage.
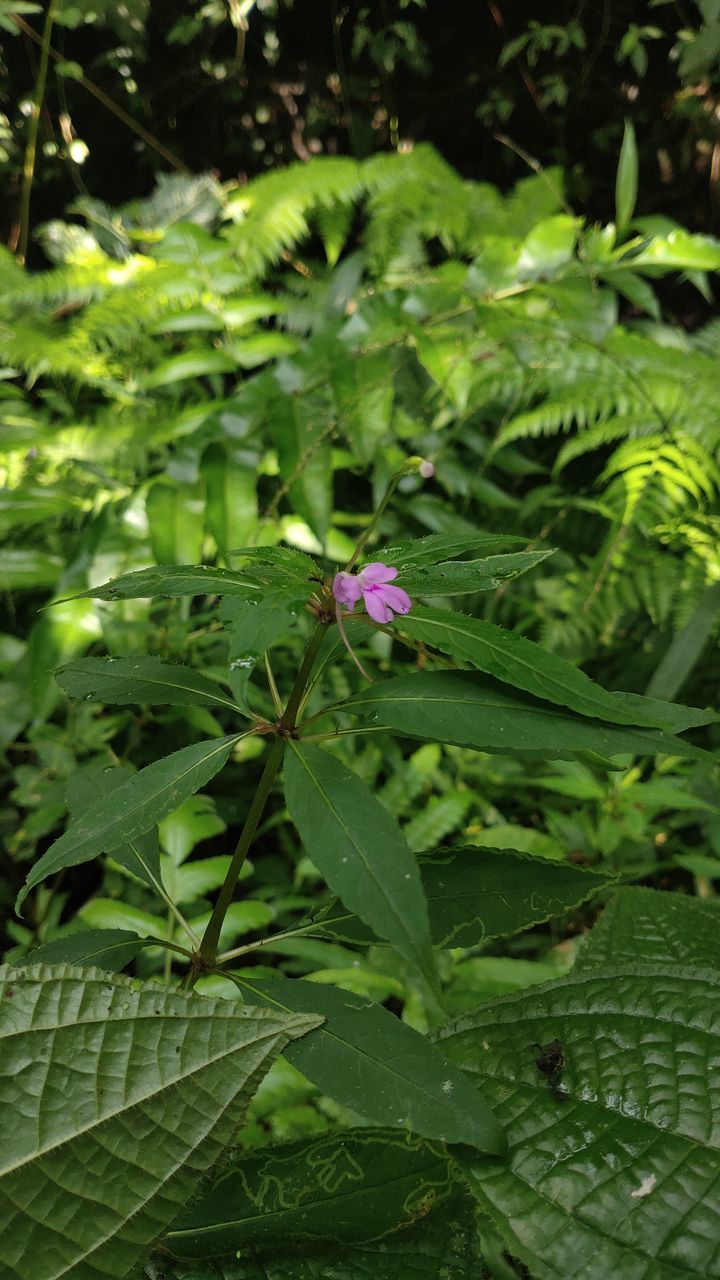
[162,1127,459,1255]
[11,929,142,973]
[575,886,720,972]
[437,964,720,1280]
[17,735,241,909]
[398,606,709,732]
[220,595,299,710]
[64,564,306,604]
[230,975,505,1155]
[284,743,437,991]
[344,671,709,762]
[57,656,242,713]
[0,964,321,1280]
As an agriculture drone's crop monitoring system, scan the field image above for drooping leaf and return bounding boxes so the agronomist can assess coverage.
[57,656,242,713]
[0,964,321,1280]
[17,735,241,909]
[230,975,505,1155]
[437,964,720,1280]
[397,550,555,597]
[343,671,709,762]
[11,929,142,973]
[283,742,437,991]
[397,606,711,732]
[575,886,720,972]
[141,1196,488,1279]
[162,1127,460,1256]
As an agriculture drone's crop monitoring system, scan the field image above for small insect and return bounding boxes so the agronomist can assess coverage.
[532,1038,567,1102]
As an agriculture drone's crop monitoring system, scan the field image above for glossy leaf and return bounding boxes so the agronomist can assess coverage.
[398,606,710,731]
[437,965,720,1280]
[0,964,321,1280]
[231,975,505,1155]
[575,886,720,972]
[57,655,242,713]
[65,564,303,603]
[162,1127,460,1255]
[201,443,258,558]
[284,742,436,990]
[17,735,241,909]
[344,671,709,762]
[372,531,525,569]
[146,481,205,565]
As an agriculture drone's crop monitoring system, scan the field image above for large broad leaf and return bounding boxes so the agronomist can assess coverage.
[231,975,505,1155]
[436,964,720,1280]
[146,481,205,565]
[397,606,712,732]
[201,443,258,559]
[397,550,554,597]
[284,742,436,991]
[575,886,720,972]
[315,847,613,949]
[57,656,242,713]
[162,1127,460,1256]
[17,735,241,909]
[343,671,709,762]
[66,762,163,889]
[142,1197,489,1279]
[12,929,142,972]
[0,964,321,1280]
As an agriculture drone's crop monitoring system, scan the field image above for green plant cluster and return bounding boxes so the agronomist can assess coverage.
[1,138,720,1279]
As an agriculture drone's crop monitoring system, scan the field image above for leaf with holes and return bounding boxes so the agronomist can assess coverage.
[436,964,720,1280]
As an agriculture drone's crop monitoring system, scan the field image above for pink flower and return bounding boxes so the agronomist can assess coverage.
[333,562,412,624]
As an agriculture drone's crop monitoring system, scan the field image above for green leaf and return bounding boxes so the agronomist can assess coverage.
[142,348,237,388]
[0,964,321,1280]
[57,656,242,713]
[66,762,163,889]
[17,735,241,909]
[518,214,579,277]
[231,975,505,1155]
[159,794,226,866]
[420,847,613,948]
[372,532,525,569]
[331,351,394,465]
[220,595,299,710]
[146,481,205,565]
[0,549,64,590]
[397,606,708,732]
[201,444,258,559]
[437,964,720,1280]
[269,392,332,544]
[615,119,638,235]
[314,847,612,949]
[143,1197,487,1279]
[162,1127,460,1256]
[397,550,554,596]
[65,564,311,606]
[575,886,720,972]
[11,929,142,973]
[344,671,709,762]
[284,743,436,991]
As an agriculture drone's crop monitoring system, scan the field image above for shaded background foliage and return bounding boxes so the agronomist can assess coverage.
[4,1,720,257]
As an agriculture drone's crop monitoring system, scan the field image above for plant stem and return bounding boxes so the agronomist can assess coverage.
[16,0,58,263]
[197,619,330,966]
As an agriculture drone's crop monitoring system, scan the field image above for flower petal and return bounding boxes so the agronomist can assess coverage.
[363,587,393,623]
[378,584,412,616]
[333,572,363,606]
[359,562,397,585]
